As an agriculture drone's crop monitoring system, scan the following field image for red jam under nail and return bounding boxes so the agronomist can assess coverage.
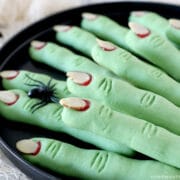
[32,141,41,156]
[6,95,19,106]
[80,74,92,86]
[102,46,116,51]
[6,71,19,80]
[78,100,90,111]
[35,43,46,50]
[137,31,151,38]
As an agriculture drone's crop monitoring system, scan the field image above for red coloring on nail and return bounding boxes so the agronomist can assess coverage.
[102,46,116,51]
[35,43,47,50]
[6,71,19,80]
[63,26,73,32]
[32,141,41,156]
[80,74,92,86]
[6,95,19,106]
[78,100,90,111]
[137,30,151,38]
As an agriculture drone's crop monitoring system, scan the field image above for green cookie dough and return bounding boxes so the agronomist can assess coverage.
[129,11,168,38]
[0,89,134,156]
[125,28,180,81]
[2,70,70,98]
[67,73,180,135]
[23,137,180,179]
[129,11,180,46]
[55,26,97,57]
[166,21,180,47]
[81,13,129,50]
[54,24,180,106]
[62,98,180,169]
[92,43,180,106]
[29,42,114,78]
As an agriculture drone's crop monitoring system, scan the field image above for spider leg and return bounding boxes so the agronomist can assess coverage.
[49,83,56,90]
[47,78,53,87]
[33,102,47,113]
[50,95,60,103]
[47,79,58,100]
[24,83,41,87]
[31,101,47,113]
[25,74,45,86]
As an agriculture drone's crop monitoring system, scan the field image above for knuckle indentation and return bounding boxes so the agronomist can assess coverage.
[45,141,62,159]
[149,35,165,48]
[141,122,158,138]
[140,93,156,107]
[150,69,163,78]
[51,107,63,122]
[118,51,132,61]
[98,78,112,96]
[90,152,109,173]
[23,99,37,112]
[24,73,38,86]
[98,105,112,133]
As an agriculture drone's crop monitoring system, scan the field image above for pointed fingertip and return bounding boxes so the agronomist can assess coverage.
[131,11,146,17]
[0,90,19,105]
[0,70,19,80]
[60,97,90,111]
[31,40,46,50]
[169,18,180,30]
[53,25,72,32]
[96,38,116,51]
[82,12,98,20]
[16,139,41,155]
[66,71,92,86]
[128,22,150,38]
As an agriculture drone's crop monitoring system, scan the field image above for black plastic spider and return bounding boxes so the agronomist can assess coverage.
[25,74,59,113]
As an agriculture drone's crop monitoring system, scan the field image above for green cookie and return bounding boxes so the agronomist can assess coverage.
[166,19,180,47]
[55,26,97,57]
[21,137,180,179]
[62,97,180,169]
[2,70,70,99]
[67,72,180,136]
[126,26,180,81]
[81,13,129,50]
[54,23,180,106]
[0,89,134,156]
[92,42,180,106]
[129,11,180,47]
[29,42,114,78]
[129,11,168,38]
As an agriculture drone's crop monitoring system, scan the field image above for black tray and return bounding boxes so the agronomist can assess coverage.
[0,2,180,180]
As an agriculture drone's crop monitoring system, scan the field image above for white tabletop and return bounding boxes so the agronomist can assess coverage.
[0,0,179,179]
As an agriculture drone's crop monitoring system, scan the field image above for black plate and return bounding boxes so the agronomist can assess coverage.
[0,2,180,179]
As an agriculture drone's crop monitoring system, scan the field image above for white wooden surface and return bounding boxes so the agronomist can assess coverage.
[0,0,179,179]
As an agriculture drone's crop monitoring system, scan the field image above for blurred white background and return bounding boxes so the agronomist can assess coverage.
[0,0,179,48]
[0,0,179,179]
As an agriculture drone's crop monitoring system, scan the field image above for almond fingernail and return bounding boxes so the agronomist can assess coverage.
[16,139,41,155]
[53,25,72,32]
[96,39,116,51]
[169,19,180,30]
[0,91,19,105]
[131,11,146,17]
[60,97,90,111]
[67,71,92,86]
[128,22,150,38]
[82,12,98,20]
[0,70,19,80]
[31,40,46,50]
